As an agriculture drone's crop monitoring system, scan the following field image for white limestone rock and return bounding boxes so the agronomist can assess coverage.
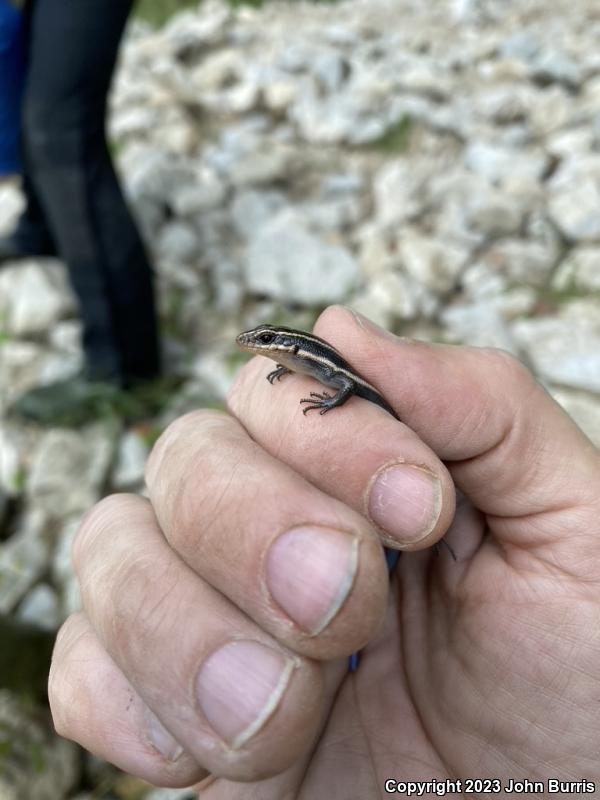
[171,171,227,216]
[548,155,600,242]
[27,424,116,517]
[351,267,435,325]
[263,78,298,113]
[0,340,48,403]
[551,389,600,448]
[229,146,292,187]
[441,301,518,350]
[0,182,23,236]
[512,300,600,393]
[476,239,557,286]
[548,179,600,242]
[112,430,149,491]
[357,223,404,280]
[156,220,201,263]
[52,516,83,618]
[230,190,286,239]
[245,211,360,305]
[163,2,231,56]
[462,183,526,238]
[16,583,60,631]
[0,424,22,496]
[530,49,583,91]
[0,509,50,614]
[373,159,431,227]
[300,195,365,232]
[552,247,600,292]
[0,690,79,800]
[0,261,75,337]
[398,231,469,294]
[464,141,548,184]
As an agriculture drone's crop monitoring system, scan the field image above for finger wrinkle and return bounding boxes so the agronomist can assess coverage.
[105,555,183,651]
[53,612,91,655]
[147,409,233,488]
[73,493,149,573]
[165,447,251,546]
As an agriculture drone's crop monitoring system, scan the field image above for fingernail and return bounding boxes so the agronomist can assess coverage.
[196,640,295,749]
[144,707,184,762]
[266,526,358,635]
[368,464,441,544]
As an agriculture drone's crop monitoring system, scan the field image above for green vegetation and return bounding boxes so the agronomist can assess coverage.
[8,466,26,494]
[228,0,264,7]
[0,309,9,344]
[368,114,413,154]
[534,284,600,312]
[121,374,187,419]
[134,0,264,28]
[9,374,185,428]
[134,0,198,28]
[30,741,45,774]
[0,738,11,759]
[134,0,341,28]
[136,421,166,449]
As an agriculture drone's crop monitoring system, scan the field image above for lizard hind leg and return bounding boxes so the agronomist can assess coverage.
[300,391,335,415]
[300,383,353,415]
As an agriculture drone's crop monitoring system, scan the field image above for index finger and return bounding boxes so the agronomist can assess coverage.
[227,339,456,553]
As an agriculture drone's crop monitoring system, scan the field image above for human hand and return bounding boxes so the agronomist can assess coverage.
[49,306,600,796]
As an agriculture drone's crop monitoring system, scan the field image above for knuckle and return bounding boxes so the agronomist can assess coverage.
[48,614,89,736]
[225,357,265,411]
[146,411,242,530]
[145,409,229,487]
[71,493,143,574]
[481,347,533,389]
[108,556,182,659]
[48,683,70,738]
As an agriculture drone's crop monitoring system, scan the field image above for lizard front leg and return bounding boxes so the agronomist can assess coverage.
[266,364,291,384]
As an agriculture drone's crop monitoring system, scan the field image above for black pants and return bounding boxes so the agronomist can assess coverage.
[15,0,160,383]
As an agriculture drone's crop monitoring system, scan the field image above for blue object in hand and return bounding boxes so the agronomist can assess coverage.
[348,547,400,673]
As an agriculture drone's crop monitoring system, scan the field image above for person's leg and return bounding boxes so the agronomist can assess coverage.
[6,170,57,256]
[0,0,56,259]
[21,0,160,383]
[1,0,56,256]
[0,0,26,178]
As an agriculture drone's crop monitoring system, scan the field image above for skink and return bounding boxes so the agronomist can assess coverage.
[236,323,402,671]
[236,324,399,420]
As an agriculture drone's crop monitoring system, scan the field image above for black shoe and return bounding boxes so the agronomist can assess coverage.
[10,372,182,427]
[9,374,123,427]
[0,234,57,265]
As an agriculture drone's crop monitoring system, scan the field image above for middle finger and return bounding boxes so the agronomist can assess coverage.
[228,356,456,551]
[145,410,389,660]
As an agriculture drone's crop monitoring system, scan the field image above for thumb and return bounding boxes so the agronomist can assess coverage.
[315,307,600,561]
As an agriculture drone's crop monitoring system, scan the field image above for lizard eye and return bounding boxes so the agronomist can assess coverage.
[258,332,275,344]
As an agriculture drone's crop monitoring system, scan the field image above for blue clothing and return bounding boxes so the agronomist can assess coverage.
[0,0,25,176]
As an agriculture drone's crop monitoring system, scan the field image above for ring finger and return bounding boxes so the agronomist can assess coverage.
[69,493,324,781]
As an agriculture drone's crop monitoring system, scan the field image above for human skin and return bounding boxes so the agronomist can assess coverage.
[49,305,600,797]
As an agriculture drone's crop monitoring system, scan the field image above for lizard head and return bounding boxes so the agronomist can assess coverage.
[236,324,299,358]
